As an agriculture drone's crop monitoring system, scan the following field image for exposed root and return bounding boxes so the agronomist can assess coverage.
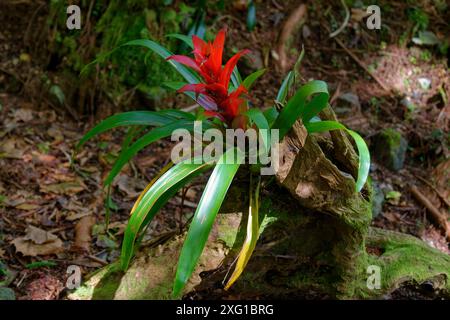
[275,4,307,73]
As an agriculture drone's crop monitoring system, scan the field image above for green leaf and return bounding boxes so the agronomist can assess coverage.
[77,111,175,149]
[412,31,440,46]
[166,33,194,48]
[162,81,187,91]
[224,174,260,290]
[49,85,65,106]
[163,81,200,102]
[272,80,329,139]
[275,71,294,104]
[304,120,370,192]
[83,39,200,84]
[293,46,305,83]
[231,67,243,89]
[246,0,256,31]
[263,106,279,128]
[157,109,196,120]
[242,69,266,90]
[173,148,243,297]
[120,160,213,271]
[104,119,208,186]
[122,39,201,84]
[245,108,270,153]
[26,260,57,269]
[81,38,201,83]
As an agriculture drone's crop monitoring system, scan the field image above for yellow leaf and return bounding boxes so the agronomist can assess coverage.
[224,176,260,290]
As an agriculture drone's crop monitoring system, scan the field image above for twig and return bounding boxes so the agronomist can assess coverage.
[321,22,392,95]
[415,175,450,208]
[333,37,392,95]
[329,0,350,38]
[271,0,283,10]
[410,186,450,241]
[276,4,307,72]
[86,255,108,266]
[0,67,25,85]
[330,82,342,105]
[24,2,46,46]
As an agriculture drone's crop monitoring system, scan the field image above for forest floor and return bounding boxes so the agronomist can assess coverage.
[0,1,449,300]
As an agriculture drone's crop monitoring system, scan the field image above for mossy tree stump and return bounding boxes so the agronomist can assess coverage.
[70,109,450,300]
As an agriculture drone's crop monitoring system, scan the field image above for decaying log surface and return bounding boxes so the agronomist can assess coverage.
[69,109,450,300]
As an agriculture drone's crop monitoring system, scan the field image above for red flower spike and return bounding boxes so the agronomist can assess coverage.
[166,55,201,73]
[219,49,250,89]
[168,29,250,126]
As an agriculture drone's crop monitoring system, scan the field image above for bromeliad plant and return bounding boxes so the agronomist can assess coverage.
[77,29,370,297]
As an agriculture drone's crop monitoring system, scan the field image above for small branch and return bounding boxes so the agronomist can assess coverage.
[415,175,450,208]
[321,22,392,95]
[333,37,392,95]
[86,255,108,266]
[276,4,307,73]
[410,186,450,241]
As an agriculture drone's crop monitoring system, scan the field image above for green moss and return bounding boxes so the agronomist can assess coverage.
[381,128,402,149]
[373,128,407,171]
[357,228,450,298]
[214,213,241,249]
[48,0,197,108]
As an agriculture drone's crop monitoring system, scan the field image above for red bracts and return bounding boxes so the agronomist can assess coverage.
[167,29,250,126]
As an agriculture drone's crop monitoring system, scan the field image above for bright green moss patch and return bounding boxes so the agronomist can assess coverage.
[358,228,450,298]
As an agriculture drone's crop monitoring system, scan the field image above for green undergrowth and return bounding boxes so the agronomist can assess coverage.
[48,0,200,108]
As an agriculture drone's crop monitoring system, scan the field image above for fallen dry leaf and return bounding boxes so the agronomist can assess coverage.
[74,215,96,252]
[13,108,33,122]
[0,138,25,159]
[114,174,146,198]
[15,203,40,211]
[46,125,64,143]
[12,226,64,256]
[65,211,91,221]
[40,181,86,195]
[32,151,57,165]
[351,8,370,22]
[108,221,127,236]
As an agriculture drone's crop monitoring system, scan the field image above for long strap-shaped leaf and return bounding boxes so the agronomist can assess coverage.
[104,119,211,186]
[81,38,201,84]
[163,81,217,110]
[224,174,261,290]
[157,109,196,120]
[276,71,294,104]
[122,39,201,84]
[166,34,194,48]
[173,148,243,297]
[272,80,329,139]
[305,120,370,192]
[242,69,266,90]
[77,111,176,149]
[245,108,270,154]
[120,160,213,270]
